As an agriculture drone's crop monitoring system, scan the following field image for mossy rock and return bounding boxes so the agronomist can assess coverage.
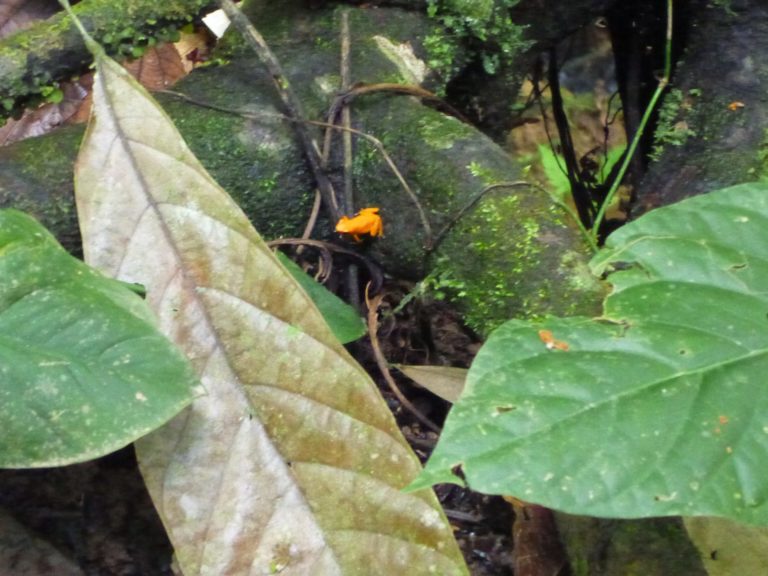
[0,5,602,335]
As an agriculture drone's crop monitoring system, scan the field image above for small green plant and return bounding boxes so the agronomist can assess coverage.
[39,84,64,104]
[424,0,531,79]
[539,144,625,203]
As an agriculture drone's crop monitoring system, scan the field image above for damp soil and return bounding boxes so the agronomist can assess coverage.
[0,281,516,576]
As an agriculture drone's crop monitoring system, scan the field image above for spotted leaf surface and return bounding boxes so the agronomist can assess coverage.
[73,35,466,576]
[0,210,199,468]
[414,183,768,525]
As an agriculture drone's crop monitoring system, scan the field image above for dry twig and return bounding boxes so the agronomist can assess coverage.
[366,292,441,434]
[217,0,341,221]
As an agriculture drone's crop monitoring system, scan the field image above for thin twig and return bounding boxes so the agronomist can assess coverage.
[444,509,484,524]
[339,11,361,310]
[429,180,597,254]
[532,58,568,181]
[366,293,441,434]
[267,238,384,295]
[340,12,355,216]
[300,190,323,240]
[547,47,595,227]
[326,83,468,133]
[217,0,341,222]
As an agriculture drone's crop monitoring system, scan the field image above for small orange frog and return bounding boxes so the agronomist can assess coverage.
[335,207,383,242]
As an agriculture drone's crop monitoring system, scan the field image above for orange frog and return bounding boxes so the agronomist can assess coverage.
[335,207,383,242]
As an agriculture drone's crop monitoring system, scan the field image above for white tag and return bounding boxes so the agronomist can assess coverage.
[202,9,231,39]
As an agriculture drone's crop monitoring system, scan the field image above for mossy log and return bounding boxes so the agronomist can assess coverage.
[0,0,214,115]
[0,0,619,133]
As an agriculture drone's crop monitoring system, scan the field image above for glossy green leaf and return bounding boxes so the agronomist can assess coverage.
[413,182,768,525]
[275,252,366,344]
[73,25,467,576]
[0,209,200,468]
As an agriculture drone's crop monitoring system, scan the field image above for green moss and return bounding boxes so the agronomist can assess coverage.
[424,183,603,335]
[0,125,84,253]
[467,160,505,186]
[650,88,699,162]
[428,194,538,333]
[418,115,476,150]
[159,93,312,239]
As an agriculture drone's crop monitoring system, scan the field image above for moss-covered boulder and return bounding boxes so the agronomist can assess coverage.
[0,4,603,334]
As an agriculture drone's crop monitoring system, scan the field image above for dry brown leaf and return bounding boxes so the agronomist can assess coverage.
[0,0,58,39]
[395,364,468,404]
[0,78,90,146]
[74,33,468,576]
[122,44,187,90]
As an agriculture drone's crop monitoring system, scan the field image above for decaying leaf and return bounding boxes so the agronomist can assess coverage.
[685,516,768,575]
[0,79,90,146]
[73,26,467,576]
[0,0,58,39]
[122,44,187,90]
[395,364,468,404]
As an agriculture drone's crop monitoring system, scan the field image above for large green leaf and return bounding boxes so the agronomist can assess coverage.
[0,209,200,468]
[72,23,467,576]
[413,182,768,525]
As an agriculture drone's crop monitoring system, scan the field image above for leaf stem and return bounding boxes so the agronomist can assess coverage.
[591,0,674,244]
[57,0,104,56]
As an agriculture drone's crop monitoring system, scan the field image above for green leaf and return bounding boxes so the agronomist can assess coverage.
[0,209,200,468]
[413,182,768,526]
[538,144,570,201]
[275,252,366,344]
[73,28,467,576]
